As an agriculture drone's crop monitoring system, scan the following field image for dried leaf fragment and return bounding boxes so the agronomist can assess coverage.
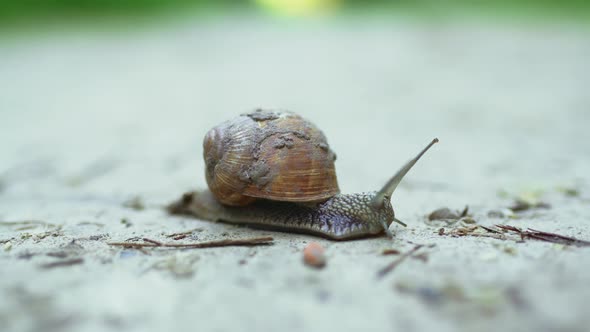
[428,206,469,221]
[122,196,145,211]
[509,199,550,212]
[428,208,459,221]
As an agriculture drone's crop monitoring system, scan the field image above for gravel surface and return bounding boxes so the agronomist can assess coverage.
[1,16,590,332]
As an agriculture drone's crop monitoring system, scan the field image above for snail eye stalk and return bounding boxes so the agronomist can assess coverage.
[371,138,439,209]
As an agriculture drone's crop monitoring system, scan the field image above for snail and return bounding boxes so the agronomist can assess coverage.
[168,109,438,240]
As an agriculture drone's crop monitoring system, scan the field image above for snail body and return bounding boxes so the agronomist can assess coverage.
[170,190,393,240]
[168,109,438,240]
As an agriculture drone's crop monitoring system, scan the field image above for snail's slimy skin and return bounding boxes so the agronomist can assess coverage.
[168,190,395,240]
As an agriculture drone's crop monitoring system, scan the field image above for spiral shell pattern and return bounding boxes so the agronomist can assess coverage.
[203,109,339,206]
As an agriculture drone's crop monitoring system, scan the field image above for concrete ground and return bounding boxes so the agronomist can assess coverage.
[1,15,590,332]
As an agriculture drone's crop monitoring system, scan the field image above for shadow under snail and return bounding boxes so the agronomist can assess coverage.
[168,109,438,240]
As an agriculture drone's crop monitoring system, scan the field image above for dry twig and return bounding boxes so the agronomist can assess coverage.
[439,223,590,247]
[40,258,84,269]
[479,225,503,234]
[437,225,506,241]
[108,237,274,250]
[377,245,423,279]
[165,228,204,240]
[496,225,590,247]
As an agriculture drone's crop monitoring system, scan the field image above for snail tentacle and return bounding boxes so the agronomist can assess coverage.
[371,138,439,209]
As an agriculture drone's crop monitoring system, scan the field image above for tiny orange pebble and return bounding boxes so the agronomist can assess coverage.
[303,242,326,268]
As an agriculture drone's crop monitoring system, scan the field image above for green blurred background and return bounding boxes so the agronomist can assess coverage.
[1,0,589,29]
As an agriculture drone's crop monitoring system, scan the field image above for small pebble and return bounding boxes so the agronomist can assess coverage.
[503,246,517,256]
[509,199,550,212]
[303,242,326,269]
[460,217,477,224]
[88,234,107,241]
[122,196,145,210]
[3,242,13,252]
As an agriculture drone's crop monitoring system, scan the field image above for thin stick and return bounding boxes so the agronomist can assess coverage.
[437,225,510,241]
[165,228,203,238]
[0,220,54,226]
[439,224,590,245]
[449,232,509,241]
[40,258,84,269]
[496,225,590,247]
[479,225,503,234]
[377,244,423,279]
[142,238,163,246]
[527,228,590,247]
[108,236,274,249]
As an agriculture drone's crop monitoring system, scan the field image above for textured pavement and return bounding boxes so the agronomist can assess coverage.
[1,16,590,332]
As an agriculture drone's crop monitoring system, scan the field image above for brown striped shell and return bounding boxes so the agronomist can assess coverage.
[203,109,340,206]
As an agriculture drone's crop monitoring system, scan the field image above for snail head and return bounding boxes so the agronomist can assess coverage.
[370,138,439,238]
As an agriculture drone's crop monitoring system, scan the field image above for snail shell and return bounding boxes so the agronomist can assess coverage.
[203,109,339,206]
